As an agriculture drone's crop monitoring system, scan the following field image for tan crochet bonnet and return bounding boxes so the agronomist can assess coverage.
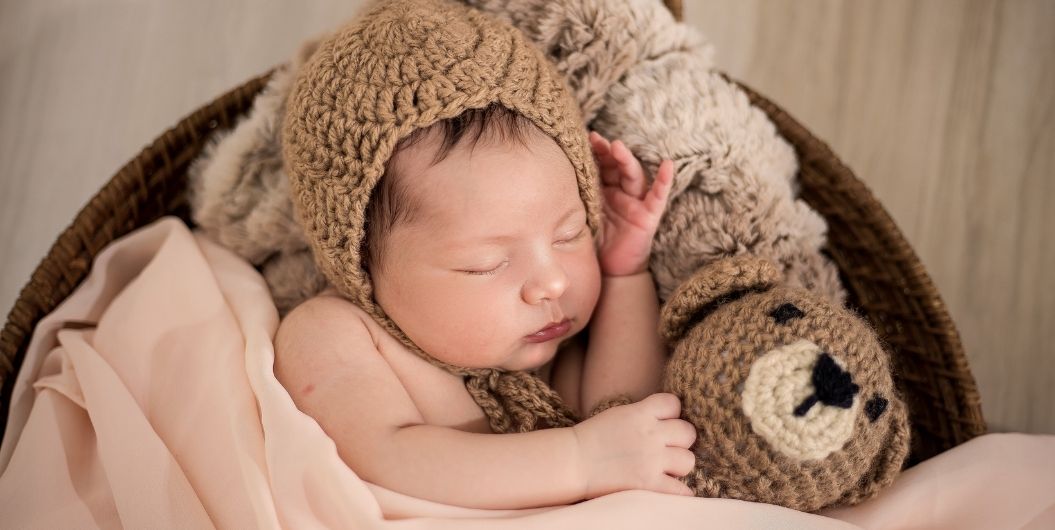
[282,0,602,433]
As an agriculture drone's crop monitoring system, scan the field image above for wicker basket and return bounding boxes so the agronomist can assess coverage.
[0,0,985,465]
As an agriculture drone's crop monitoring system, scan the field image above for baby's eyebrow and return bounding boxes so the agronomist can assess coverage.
[446,205,581,249]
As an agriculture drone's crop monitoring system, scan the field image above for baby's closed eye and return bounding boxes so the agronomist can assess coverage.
[457,226,590,276]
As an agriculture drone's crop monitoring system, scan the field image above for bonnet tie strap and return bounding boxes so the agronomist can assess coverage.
[464,369,579,434]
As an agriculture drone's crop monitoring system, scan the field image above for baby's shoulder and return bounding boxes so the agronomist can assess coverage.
[274,292,427,437]
[284,287,370,323]
[276,291,375,358]
[275,291,495,435]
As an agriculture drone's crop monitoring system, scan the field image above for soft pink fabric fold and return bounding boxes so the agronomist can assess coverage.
[1,217,1052,529]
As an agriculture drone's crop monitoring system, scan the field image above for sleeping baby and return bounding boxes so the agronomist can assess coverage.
[274,0,695,510]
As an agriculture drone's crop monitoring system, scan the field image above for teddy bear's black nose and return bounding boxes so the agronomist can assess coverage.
[793,353,860,416]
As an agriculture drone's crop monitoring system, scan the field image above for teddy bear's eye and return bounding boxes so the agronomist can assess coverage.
[770,302,805,324]
[865,395,889,422]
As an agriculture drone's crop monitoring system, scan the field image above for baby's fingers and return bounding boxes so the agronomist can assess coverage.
[641,392,682,419]
[642,159,675,215]
[610,140,649,199]
[589,130,612,154]
[591,132,648,197]
[589,132,619,187]
[661,418,698,449]
[663,447,697,478]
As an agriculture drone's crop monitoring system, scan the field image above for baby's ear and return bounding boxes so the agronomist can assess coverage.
[659,256,782,344]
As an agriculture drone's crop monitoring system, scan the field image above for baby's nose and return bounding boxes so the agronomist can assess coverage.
[522,263,569,304]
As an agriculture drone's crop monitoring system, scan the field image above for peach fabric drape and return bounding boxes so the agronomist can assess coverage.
[1,217,1051,529]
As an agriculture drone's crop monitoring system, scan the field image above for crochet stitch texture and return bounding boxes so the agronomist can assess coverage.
[659,256,910,511]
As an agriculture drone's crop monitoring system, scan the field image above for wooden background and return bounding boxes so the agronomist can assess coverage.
[1,0,1052,433]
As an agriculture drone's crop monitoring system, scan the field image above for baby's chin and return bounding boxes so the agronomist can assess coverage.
[427,337,563,372]
[496,342,560,372]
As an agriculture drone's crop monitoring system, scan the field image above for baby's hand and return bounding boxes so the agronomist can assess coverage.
[571,393,697,499]
[589,131,675,277]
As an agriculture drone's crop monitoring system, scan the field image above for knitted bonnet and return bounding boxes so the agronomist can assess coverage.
[282,0,602,433]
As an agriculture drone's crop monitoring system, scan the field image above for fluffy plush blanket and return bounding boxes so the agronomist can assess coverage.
[188,0,844,316]
[0,217,1052,528]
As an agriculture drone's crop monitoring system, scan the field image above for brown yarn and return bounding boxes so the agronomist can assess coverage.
[281,0,602,433]
[659,256,782,344]
[661,256,910,511]
[466,370,580,433]
[586,395,634,418]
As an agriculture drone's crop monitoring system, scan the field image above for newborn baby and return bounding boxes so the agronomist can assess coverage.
[274,0,694,510]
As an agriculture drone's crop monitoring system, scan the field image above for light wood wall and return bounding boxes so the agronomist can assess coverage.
[1,0,1051,432]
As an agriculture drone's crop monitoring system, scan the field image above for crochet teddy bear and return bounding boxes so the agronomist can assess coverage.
[656,255,910,512]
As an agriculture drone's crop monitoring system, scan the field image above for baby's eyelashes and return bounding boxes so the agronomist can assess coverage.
[461,264,505,276]
[559,228,588,244]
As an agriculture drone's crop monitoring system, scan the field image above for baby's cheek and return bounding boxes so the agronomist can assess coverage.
[573,251,602,316]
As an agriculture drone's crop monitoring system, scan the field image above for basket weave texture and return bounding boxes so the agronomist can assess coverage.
[0,0,985,464]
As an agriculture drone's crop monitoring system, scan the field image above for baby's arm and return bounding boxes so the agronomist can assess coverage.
[580,272,666,415]
[580,133,674,415]
[385,425,582,509]
[274,296,585,510]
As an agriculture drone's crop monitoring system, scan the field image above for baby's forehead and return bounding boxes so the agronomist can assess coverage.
[382,121,582,241]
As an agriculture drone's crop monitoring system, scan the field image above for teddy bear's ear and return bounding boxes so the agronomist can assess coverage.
[659,256,782,344]
[294,37,323,66]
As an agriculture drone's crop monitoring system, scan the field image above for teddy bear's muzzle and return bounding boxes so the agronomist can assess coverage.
[740,339,884,460]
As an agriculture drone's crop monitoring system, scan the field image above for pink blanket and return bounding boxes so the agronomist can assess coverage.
[1,217,1052,529]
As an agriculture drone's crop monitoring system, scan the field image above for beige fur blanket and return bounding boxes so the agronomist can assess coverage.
[188,0,844,316]
[1,217,1052,528]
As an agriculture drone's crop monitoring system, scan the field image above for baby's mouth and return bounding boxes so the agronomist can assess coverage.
[525,318,572,342]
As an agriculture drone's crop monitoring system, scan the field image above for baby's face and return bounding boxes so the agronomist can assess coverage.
[373,128,601,371]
